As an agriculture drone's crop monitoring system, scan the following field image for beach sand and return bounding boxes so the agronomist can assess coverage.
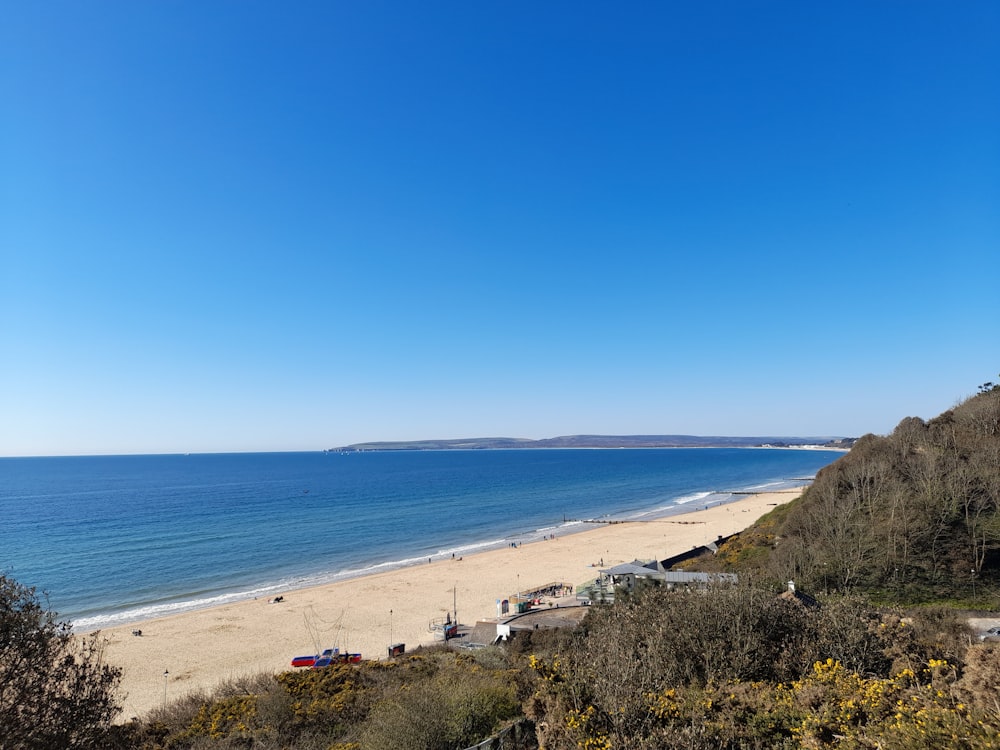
[99,489,800,719]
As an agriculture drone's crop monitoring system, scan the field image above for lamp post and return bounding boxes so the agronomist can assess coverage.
[163,669,169,709]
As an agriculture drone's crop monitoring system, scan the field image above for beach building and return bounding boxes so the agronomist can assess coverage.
[464,605,590,648]
[780,580,821,608]
[577,558,738,603]
[599,560,667,594]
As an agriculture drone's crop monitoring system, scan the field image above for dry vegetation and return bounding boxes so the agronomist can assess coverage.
[694,384,1000,606]
[4,382,1000,748]
[100,585,999,749]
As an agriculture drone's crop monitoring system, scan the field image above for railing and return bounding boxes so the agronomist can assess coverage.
[511,581,572,601]
[459,718,534,750]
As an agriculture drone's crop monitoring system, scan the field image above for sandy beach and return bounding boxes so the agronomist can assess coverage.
[98,489,801,719]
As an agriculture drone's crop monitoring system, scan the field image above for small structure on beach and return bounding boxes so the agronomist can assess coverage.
[464,605,590,648]
[505,581,574,615]
[429,619,459,641]
[780,580,820,609]
[599,561,666,594]
[577,559,737,603]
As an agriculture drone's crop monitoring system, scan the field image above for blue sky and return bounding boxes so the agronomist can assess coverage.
[2,2,998,456]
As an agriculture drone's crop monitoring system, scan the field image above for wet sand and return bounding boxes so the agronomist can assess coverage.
[98,489,801,718]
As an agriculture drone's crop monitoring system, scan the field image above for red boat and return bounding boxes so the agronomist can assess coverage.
[290,648,362,668]
[291,648,335,668]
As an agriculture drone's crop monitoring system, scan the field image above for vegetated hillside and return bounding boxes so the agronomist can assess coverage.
[126,589,1000,750]
[696,383,1000,604]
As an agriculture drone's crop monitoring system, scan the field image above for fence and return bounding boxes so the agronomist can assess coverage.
[459,718,535,750]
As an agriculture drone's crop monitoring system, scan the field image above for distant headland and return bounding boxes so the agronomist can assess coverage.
[329,435,857,452]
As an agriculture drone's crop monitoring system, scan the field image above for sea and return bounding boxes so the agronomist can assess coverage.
[0,448,843,631]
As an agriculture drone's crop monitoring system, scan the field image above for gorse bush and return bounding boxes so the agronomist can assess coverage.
[625,657,999,750]
[358,660,520,750]
[522,586,997,750]
[133,647,523,750]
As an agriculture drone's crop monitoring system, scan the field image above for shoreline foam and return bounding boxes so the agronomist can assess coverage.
[74,478,806,632]
[99,488,803,719]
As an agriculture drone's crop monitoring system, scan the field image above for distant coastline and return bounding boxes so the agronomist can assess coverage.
[330,434,857,452]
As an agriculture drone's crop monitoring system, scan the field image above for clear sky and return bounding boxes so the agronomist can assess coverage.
[1,2,998,457]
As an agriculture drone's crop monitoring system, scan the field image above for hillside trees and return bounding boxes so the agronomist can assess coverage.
[755,388,1000,602]
[0,574,122,749]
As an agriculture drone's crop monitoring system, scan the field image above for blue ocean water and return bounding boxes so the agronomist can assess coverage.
[0,448,843,630]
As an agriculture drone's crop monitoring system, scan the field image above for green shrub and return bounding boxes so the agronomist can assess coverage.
[0,574,123,750]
